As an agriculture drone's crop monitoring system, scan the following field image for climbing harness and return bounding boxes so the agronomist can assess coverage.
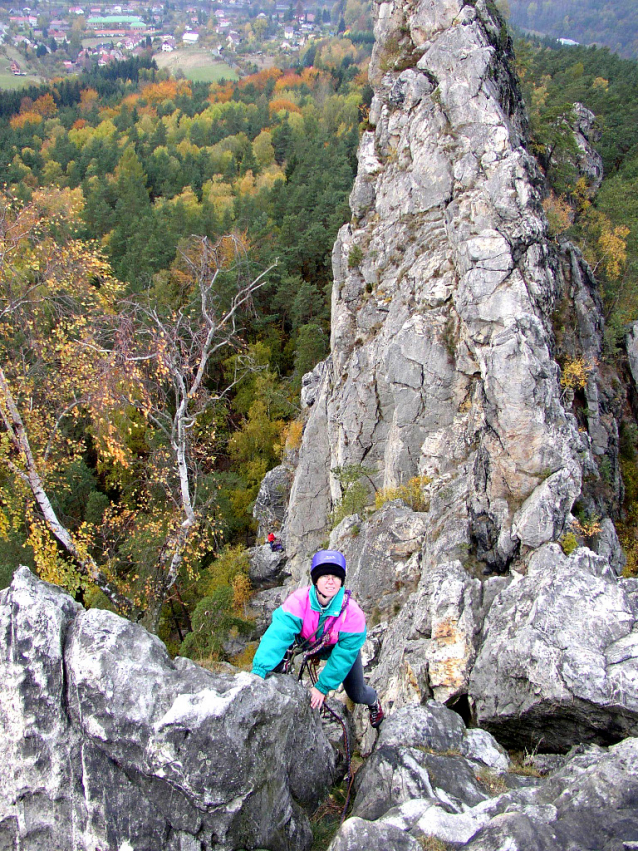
[282,591,355,824]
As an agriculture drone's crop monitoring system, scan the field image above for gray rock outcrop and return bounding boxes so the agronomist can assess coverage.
[0,567,334,851]
[253,463,294,540]
[284,0,593,578]
[327,702,638,851]
[470,543,638,750]
[273,0,633,751]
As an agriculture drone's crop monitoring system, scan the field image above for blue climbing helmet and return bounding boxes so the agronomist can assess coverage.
[310,550,346,585]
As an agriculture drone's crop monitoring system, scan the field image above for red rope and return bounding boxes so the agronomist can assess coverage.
[298,651,354,824]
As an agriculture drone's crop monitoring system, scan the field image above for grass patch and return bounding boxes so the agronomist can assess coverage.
[184,63,237,83]
[310,781,351,851]
[508,750,542,777]
[0,70,41,90]
[475,766,507,795]
[154,48,238,82]
[419,838,450,851]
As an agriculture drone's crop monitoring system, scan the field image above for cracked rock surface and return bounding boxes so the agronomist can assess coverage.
[275,0,635,752]
[0,567,334,851]
[326,702,638,851]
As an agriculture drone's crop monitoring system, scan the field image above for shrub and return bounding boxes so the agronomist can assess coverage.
[347,244,363,268]
[560,531,579,555]
[330,464,376,527]
[375,475,431,512]
[180,586,253,661]
[560,356,596,390]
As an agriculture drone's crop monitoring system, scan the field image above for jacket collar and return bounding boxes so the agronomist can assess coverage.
[309,584,344,616]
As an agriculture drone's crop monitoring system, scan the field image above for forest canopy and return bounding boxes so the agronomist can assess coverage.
[2,29,638,659]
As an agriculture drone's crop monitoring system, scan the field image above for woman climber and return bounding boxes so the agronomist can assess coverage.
[251,549,384,728]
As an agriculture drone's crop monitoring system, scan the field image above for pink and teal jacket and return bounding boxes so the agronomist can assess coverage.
[251,585,367,695]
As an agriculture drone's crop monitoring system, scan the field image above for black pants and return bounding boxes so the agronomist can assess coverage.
[274,649,377,706]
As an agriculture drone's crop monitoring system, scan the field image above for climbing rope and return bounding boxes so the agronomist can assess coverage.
[283,636,354,825]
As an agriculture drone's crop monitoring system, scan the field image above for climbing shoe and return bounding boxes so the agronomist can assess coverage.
[368,699,384,728]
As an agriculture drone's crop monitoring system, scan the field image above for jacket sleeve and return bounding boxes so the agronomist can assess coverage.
[251,606,303,679]
[315,626,366,694]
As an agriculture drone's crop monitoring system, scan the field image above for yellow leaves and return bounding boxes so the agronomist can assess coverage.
[542,191,574,237]
[236,170,256,198]
[202,176,235,220]
[232,572,251,615]
[598,222,630,280]
[32,185,84,220]
[375,475,431,512]
[252,130,275,168]
[592,76,609,91]
[32,93,57,118]
[255,165,285,194]
[27,516,87,596]
[69,118,117,148]
[176,138,200,159]
[80,87,99,112]
[571,515,602,539]
[560,356,596,390]
[580,207,630,282]
[280,419,304,455]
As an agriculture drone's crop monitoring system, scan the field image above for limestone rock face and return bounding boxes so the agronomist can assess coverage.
[249,544,290,589]
[469,543,638,750]
[253,463,294,540]
[568,102,603,194]
[274,0,632,748]
[284,0,596,584]
[327,701,638,851]
[0,568,334,851]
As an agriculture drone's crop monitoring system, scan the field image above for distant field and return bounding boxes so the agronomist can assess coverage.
[154,48,238,83]
[0,48,43,90]
[0,69,41,90]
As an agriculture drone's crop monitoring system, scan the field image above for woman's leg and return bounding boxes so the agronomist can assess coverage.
[342,651,377,706]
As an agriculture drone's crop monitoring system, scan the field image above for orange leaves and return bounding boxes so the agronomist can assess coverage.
[32,93,57,117]
[9,93,57,128]
[239,67,282,91]
[269,98,302,115]
[10,112,42,130]
[209,81,235,104]
[80,87,99,112]
[141,79,192,105]
[274,72,305,91]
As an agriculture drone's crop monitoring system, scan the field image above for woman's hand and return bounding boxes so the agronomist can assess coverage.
[310,686,325,709]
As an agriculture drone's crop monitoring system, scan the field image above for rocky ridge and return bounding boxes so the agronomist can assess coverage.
[4,0,638,848]
[263,0,638,759]
[0,567,334,851]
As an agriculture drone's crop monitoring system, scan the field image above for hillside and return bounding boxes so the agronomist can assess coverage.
[507,0,638,59]
[2,0,638,849]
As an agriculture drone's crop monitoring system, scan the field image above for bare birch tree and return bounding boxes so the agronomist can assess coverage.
[0,189,275,633]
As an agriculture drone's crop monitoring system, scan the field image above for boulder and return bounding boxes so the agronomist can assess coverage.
[253,464,294,541]
[469,543,638,750]
[0,567,335,851]
[329,712,638,851]
[328,501,428,616]
[464,739,638,851]
[351,702,510,822]
[249,544,290,589]
[326,817,421,851]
